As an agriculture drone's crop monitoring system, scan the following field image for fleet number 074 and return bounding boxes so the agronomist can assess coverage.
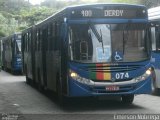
[115,73,129,79]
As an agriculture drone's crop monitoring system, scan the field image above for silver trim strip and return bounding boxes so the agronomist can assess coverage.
[90,79,137,87]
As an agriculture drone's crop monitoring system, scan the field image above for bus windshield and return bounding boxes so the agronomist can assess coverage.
[15,40,21,54]
[69,23,149,63]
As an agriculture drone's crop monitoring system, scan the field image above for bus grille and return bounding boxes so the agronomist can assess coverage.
[82,65,142,73]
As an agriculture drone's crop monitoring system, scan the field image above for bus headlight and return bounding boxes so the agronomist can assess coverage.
[146,69,151,75]
[133,68,151,82]
[70,71,78,78]
[69,70,93,85]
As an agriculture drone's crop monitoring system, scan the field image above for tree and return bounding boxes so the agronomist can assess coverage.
[111,0,139,4]
[20,6,56,26]
[0,13,19,36]
[139,0,160,8]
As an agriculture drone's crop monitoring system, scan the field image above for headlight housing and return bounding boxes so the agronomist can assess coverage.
[133,68,151,82]
[69,70,93,85]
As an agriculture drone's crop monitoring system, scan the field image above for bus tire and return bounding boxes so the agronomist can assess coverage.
[151,70,158,95]
[37,69,44,92]
[26,68,30,85]
[26,76,30,84]
[121,95,134,105]
[26,71,30,85]
[56,75,65,106]
[11,69,15,75]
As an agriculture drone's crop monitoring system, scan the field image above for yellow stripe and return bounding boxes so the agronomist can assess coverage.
[103,64,111,80]
[103,73,111,80]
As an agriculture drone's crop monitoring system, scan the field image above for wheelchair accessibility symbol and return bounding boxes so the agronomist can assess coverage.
[114,51,123,61]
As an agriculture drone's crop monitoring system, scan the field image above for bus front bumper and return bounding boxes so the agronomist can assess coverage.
[67,76,152,97]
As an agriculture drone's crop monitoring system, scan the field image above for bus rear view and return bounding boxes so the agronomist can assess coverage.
[67,4,152,104]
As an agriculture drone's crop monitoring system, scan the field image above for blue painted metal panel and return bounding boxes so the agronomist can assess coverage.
[67,60,152,97]
[68,76,151,97]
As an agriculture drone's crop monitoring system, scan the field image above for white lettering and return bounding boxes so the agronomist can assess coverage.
[115,73,129,79]
[125,73,129,78]
[81,10,92,17]
[104,10,123,17]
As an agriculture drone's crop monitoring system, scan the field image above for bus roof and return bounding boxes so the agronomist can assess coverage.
[22,3,147,33]
[67,3,146,9]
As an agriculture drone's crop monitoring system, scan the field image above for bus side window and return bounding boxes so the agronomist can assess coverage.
[42,26,48,51]
[25,34,27,52]
[47,23,53,51]
[151,27,156,51]
[24,34,26,52]
[50,22,56,50]
[23,34,25,52]
[29,32,31,52]
[26,33,29,52]
[36,30,39,51]
[54,23,60,51]
[37,30,40,51]
[50,23,54,51]
[47,25,50,51]
[40,30,43,51]
[156,26,160,51]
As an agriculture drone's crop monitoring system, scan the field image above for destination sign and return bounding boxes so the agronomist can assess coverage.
[104,10,123,17]
[69,7,147,19]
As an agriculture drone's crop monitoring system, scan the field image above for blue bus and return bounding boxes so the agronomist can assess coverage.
[2,33,22,74]
[148,6,160,94]
[22,4,152,105]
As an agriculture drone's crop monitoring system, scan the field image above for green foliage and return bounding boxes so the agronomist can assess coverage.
[111,0,139,4]
[20,6,56,26]
[0,13,19,36]
[0,0,56,37]
[0,31,6,37]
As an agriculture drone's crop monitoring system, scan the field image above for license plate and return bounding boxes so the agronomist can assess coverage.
[106,86,119,91]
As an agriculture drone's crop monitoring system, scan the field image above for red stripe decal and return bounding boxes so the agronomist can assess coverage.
[96,64,104,80]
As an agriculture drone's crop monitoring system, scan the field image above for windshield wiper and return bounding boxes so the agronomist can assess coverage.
[89,23,102,43]
[100,29,104,53]
[123,24,130,54]
[89,23,105,53]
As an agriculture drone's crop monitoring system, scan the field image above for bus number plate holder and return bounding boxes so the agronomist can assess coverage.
[106,85,119,91]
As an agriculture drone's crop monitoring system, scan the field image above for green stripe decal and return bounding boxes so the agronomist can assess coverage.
[89,64,96,80]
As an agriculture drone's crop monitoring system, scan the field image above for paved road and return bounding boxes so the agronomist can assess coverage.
[0,71,160,120]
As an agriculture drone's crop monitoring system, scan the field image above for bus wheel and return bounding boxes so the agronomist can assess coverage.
[26,76,30,84]
[151,70,158,95]
[26,74,31,85]
[56,76,65,106]
[121,95,134,105]
[11,69,15,75]
[37,70,44,92]
[26,69,30,84]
